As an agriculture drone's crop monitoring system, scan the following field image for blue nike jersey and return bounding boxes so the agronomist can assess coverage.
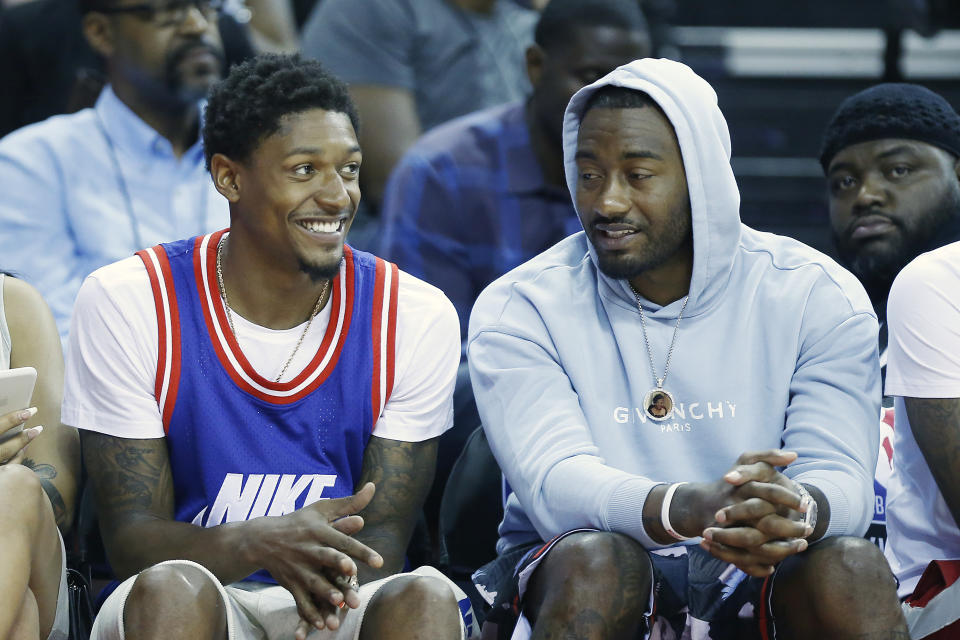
[136,229,398,582]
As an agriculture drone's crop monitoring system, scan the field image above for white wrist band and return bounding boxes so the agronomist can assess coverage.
[661,482,693,541]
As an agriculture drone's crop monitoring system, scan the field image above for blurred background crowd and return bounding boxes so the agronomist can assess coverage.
[3,0,958,258]
[2,0,959,341]
[1,1,959,635]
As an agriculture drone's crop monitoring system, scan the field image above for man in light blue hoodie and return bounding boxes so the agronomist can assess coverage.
[468,59,908,638]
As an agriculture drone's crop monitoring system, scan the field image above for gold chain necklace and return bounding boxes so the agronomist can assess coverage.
[216,236,329,383]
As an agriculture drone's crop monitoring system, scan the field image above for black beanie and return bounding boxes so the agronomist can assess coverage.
[819,83,960,172]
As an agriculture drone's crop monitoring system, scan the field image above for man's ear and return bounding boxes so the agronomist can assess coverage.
[525,44,545,88]
[82,12,115,58]
[210,153,242,203]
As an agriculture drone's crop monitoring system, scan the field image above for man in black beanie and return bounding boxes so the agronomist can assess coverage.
[820,84,960,554]
[822,83,960,332]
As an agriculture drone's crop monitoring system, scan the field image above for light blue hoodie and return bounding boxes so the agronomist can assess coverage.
[467,59,880,553]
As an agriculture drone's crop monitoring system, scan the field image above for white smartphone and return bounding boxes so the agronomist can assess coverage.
[0,366,38,444]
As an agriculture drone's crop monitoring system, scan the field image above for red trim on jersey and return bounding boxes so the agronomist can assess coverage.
[384,261,399,403]
[158,249,182,430]
[192,230,354,404]
[369,259,400,432]
[137,248,166,403]
[370,258,386,430]
[136,245,181,433]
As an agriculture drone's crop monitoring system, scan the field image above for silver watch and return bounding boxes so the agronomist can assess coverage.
[793,481,818,537]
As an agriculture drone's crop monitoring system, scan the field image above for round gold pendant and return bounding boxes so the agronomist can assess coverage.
[643,388,674,421]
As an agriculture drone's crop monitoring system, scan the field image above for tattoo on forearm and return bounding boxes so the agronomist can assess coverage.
[81,432,173,519]
[905,397,960,526]
[354,436,437,578]
[20,457,67,527]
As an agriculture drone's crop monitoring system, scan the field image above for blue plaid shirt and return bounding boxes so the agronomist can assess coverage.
[380,101,580,339]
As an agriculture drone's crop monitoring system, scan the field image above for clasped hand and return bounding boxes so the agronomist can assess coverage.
[697,450,813,578]
[252,482,383,639]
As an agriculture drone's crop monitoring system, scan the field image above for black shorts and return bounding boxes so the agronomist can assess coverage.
[473,529,778,640]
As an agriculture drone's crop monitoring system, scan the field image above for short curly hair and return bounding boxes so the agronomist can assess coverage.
[202,53,360,169]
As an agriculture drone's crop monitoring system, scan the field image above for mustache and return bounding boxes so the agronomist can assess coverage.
[588,217,647,233]
[165,39,225,72]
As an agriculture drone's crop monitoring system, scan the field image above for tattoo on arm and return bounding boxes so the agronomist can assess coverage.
[20,457,68,528]
[904,397,960,529]
[80,431,174,537]
[353,436,438,579]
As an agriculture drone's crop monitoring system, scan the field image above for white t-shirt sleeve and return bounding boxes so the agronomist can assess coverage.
[885,245,960,398]
[371,271,460,442]
[61,257,165,438]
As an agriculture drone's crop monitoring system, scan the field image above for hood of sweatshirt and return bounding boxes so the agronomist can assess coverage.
[562,58,741,317]
[469,58,880,553]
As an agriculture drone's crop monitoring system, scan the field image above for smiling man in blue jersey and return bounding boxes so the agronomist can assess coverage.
[62,54,474,640]
[468,59,908,639]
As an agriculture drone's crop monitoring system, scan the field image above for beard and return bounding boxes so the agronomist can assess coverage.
[298,254,343,283]
[593,206,693,281]
[834,186,960,304]
[162,39,225,104]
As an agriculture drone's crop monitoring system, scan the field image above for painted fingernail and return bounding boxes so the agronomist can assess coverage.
[26,425,43,440]
[725,470,742,482]
[338,601,346,609]
[715,510,727,523]
[19,407,37,421]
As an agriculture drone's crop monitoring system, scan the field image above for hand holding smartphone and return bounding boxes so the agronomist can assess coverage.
[0,366,38,445]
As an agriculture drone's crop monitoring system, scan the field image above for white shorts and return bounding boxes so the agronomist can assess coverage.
[90,562,476,640]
